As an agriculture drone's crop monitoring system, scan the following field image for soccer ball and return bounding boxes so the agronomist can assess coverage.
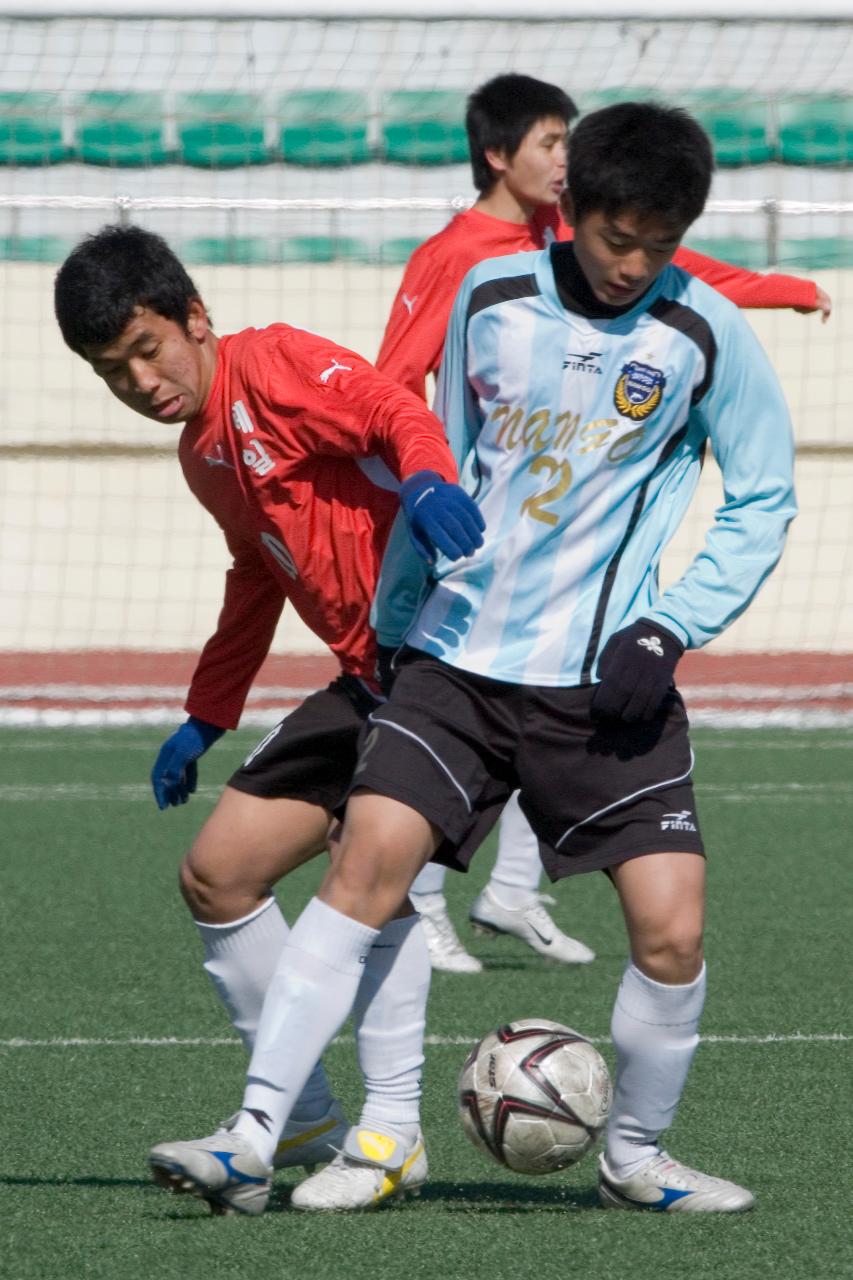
[457,1018,611,1175]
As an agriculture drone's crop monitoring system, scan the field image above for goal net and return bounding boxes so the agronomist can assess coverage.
[2,2,851,724]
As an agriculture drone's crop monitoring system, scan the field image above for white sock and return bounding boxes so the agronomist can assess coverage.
[606,960,707,1179]
[410,861,448,897]
[195,896,335,1122]
[233,897,378,1166]
[354,915,430,1144]
[487,792,542,909]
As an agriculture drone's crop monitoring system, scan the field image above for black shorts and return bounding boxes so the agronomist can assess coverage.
[349,650,704,881]
[228,674,382,810]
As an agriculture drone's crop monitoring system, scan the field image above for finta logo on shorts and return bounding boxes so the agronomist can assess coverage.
[660,810,697,832]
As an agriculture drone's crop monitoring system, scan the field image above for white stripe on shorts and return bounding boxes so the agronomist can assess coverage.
[366,714,473,814]
[554,748,696,849]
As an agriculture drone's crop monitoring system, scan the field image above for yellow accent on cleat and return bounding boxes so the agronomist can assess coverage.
[357,1130,399,1165]
[376,1139,426,1204]
[276,1114,338,1156]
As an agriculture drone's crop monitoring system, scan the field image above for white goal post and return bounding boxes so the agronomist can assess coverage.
[0,2,850,17]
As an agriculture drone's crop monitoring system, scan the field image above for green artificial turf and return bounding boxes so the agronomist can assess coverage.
[1,728,850,1279]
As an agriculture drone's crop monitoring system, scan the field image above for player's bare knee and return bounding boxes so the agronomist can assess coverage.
[179,854,218,917]
[179,850,261,921]
[633,933,704,985]
[320,846,410,927]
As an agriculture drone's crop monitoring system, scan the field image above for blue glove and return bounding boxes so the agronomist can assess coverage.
[591,619,684,722]
[151,716,225,810]
[399,470,485,564]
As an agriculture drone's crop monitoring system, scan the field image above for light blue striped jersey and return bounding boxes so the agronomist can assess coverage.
[375,244,796,687]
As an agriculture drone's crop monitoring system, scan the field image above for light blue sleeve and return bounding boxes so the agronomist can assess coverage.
[371,269,482,647]
[371,507,430,647]
[644,306,797,650]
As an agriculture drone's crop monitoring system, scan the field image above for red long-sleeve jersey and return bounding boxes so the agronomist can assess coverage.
[376,206,819,399]
[179,324,457,728]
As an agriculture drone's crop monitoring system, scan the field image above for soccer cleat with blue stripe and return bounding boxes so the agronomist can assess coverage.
[149,1130,272,1216]
[598,1151,755,1213]
[289,1126,428,1211]
[215,1099,348,1173]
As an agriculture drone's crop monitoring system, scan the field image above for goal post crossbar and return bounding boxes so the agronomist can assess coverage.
[2,197,852,217]
[0,2,851,20]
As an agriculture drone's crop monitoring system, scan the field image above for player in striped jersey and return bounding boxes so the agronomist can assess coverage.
[379,71,830,976]
[178,102,792,1215]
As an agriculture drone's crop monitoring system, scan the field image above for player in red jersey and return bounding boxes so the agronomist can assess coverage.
[379,74,831,404]
[377,72,832,975]
[54,224,484,1210]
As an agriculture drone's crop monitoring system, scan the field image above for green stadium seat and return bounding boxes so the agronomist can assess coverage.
[682,91,773,167]
[580,88,661,113]
[279,236,369,263]
[75,92,169,167]
[0,235,73,262]
[177,93,268,168]
[778,238,853,269]
[181,237,276,266]
[687,237,770,271]
[381,91,468,165]
[377,237,424,265]
[279,91,371,166]
[777,96,853,166]
[0,92,67,165]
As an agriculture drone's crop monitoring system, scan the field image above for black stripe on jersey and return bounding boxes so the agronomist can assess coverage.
[649,297,717,404]
[580,425,689,684]
[467,273,540,321]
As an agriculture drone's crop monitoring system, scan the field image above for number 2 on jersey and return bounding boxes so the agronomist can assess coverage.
[521,454,572,527]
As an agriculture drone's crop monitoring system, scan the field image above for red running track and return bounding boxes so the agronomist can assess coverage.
[1,650,851,726]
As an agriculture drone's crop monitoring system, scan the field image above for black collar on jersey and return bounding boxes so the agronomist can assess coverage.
[550,242,653,320]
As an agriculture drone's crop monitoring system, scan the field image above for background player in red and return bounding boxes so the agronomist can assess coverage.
[53,224,483,1208]
[377,72,832,974]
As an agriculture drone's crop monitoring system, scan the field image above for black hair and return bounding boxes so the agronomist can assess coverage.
[466,73,578,195]
[54,223,206,355]
[567,102,713,229]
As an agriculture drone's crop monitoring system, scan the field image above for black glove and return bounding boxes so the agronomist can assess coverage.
[591,619,684,723]
[375,644,398,696]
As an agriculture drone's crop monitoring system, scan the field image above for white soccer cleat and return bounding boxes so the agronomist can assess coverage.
[469,885,595,965]
[274,1099,349,1171]
[598,1151,755,1213]
[416,894,483,973]
[149,1130,272,1216]
[290,1126,428,1212]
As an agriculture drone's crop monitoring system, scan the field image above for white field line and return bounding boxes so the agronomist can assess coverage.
[4,683,852,703]
[0,708,298,728]
[3,731,852,754]
[1,679,852,732]
[0,1033,849,1050]
[4,708,853,729]
[1,780,851,803]
[0,684,318,702]
[683,683,853,702]
[1,682,851,708]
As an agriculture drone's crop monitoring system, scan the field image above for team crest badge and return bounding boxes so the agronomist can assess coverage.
[614,361,666,421]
